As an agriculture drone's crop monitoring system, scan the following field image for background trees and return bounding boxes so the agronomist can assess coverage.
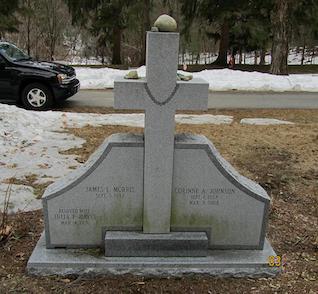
[182,0,318,73]
[269,0,318,74]
[7,0,70,60]
[0,0,20,39]
[1,0,317,74]
[180,0,271,66]
[67,0,143,65]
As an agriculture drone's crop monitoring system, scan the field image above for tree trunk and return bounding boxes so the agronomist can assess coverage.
[27,17,31,56]
[213,21,229,66]
[196,53,200,64]
[112,27,122,65]
[26,0,31,56]
[301,46,305,65]
[50,48,54,61]
[254,51,258,65]
[259,49,266,65]
[50,37,55,61]
[139,0,150,65]
[301,35,306,65]
[50,35,56,61]
[270,0,289,75]
[239,48,242,64]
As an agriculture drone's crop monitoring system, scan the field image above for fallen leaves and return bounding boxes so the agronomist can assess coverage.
[15,252,25,260]
[0,225,12,243]
[301,252,317,262]
[131,281,145,286]
[301,271,317,282]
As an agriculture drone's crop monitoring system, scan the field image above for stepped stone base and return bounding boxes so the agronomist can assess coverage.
[104,231,209,257]
[27,232,280,277]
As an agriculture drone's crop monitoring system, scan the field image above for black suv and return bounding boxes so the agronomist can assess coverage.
[0,42,80,110]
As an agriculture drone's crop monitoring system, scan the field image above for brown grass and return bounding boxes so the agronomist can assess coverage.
[0,108,317,293]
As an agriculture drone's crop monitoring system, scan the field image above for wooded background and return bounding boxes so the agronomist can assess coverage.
[0,0,317,74]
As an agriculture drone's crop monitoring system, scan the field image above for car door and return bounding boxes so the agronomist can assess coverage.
[0,54,13,100]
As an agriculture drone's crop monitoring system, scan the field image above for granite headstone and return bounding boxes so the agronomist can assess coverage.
[28,15,278,277]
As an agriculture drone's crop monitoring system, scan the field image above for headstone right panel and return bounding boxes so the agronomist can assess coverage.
[172,135,269,249]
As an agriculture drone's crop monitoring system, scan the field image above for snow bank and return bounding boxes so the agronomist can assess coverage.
[76,66,146,89]
[75,66,318,92]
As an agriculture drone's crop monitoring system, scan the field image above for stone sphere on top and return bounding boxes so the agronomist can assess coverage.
[153,14,177,32]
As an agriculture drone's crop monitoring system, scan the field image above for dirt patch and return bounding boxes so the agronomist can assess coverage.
[60,125,143,163]
[0,109,317,293]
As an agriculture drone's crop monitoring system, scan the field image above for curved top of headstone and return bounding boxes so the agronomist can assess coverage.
[153,14,177,32]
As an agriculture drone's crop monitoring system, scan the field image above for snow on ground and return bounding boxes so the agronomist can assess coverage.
[0,104,234,213]
[176,114,233,125]
[240,118,294,125]
[76,66,318,92]
[0,104,295,213]
[76,66,146,89]
[0,185,41,213]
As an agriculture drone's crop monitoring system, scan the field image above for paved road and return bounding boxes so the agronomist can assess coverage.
[63,89,318,109]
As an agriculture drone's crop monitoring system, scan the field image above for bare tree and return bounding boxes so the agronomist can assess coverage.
[139,0,151,65]
[36,0,70,60]
[270,0,290,75]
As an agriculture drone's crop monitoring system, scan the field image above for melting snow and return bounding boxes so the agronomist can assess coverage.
[0,104,296,213]
[240,118,294,125]
[0,104,234,212]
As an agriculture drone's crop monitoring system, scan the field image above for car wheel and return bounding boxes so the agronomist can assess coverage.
[21,83,53,110]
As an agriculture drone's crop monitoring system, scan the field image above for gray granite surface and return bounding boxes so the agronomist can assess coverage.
[114,32,209,233]
[29,29,276,278]
[43,134,269,249]
[27,232,280,277]
[114,77,208,111]
[43,134,144,248]
[104,231,208,257]
[146,32,179,104]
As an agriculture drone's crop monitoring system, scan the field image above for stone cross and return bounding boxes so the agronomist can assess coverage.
[114,32,208,233]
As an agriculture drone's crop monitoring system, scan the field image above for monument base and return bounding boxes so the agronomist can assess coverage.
[104,231,208,257]
[27,232,281,277]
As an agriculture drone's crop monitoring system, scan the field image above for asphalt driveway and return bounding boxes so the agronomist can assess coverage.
[63,89,318,109]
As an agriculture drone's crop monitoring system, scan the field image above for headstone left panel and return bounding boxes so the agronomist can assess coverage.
[43,135,144,248]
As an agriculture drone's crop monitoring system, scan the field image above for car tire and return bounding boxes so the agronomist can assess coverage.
[21,83,54,110]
